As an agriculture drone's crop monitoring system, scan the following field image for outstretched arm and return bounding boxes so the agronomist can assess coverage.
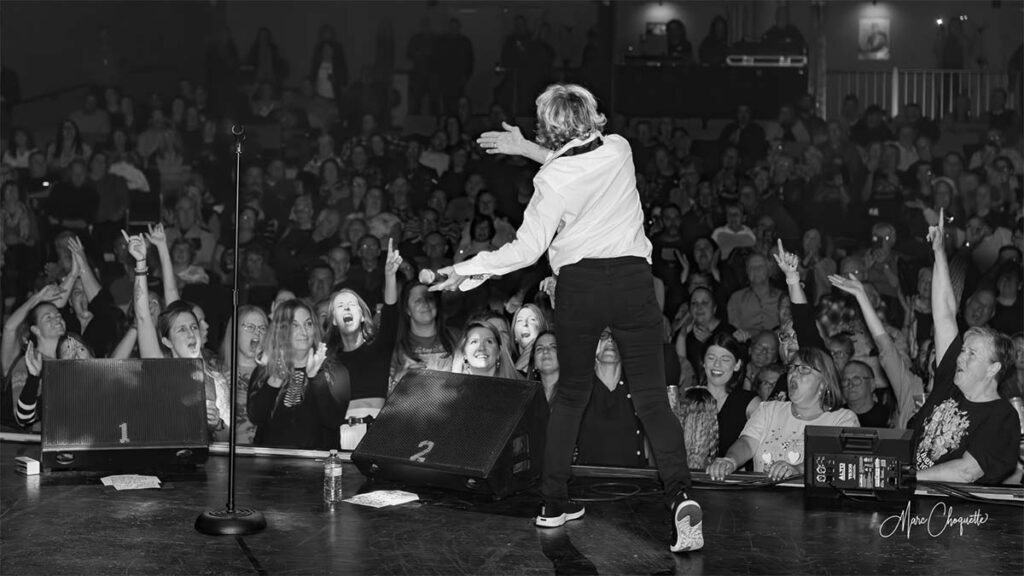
[124,231,162,358]
[928,209,958,361]
[145,223,180,305]
[773,239,808,304]
[2,285,65,374]
[67,236,101,302]
[477,122,551,164]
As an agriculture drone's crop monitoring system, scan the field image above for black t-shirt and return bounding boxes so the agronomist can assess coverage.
[575,377,647,467]
[717,388,758,461]
[909,333,1021,484]
[333,303,398,400]
[847,400,892,428]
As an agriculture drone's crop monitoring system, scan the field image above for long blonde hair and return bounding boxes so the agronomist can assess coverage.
[451,320,521,380]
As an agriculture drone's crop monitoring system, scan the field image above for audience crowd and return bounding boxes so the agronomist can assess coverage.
[1,19,1022,485]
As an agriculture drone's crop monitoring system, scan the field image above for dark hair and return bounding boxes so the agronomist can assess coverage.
[469,214,496,242]
[395,282,455,364]
[156,300,199,353]
[57,332,95,359]
[792,347,843,411]
[7,126,35,151]
[54,118,86,156]
[701,330,747,393]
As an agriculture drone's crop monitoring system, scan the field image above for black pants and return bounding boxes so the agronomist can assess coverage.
[542,257,692,506]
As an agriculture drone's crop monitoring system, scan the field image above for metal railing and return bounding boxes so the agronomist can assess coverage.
[825,68,1012,120]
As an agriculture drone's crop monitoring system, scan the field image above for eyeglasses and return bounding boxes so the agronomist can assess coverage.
[778,331,796,343]
[790,364,820,376]
[241,323,267,335]
[843,376,872,387]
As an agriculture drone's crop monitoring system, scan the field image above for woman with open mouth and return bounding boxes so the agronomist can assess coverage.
[127,225,230,442]
[511,303,548,375]
[326,238,403,449]
[218,305,268,445]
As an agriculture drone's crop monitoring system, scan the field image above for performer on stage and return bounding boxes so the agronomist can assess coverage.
[429,83,703,552]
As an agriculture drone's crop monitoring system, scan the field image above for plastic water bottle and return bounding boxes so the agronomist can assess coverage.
[323,450,343,505]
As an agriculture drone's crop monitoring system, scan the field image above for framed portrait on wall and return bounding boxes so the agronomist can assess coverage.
[858,17,891,61]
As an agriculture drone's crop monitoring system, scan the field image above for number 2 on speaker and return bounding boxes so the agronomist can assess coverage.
[118,422,130,444]
[410,440,434,462]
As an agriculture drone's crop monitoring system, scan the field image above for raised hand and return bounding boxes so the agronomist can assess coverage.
[306,342,328,378]
[477,122,527,157]
[34,283,66,304]
[24,341,42,377]
[539,276,557,304]
[772,239,800,279]
[66,235,86,258]
[828,273,867,298]
[145,222,167,249]
[384,238,403,276]
[926,207,945,253]
[677,252,691,284]
[122,230,148,263]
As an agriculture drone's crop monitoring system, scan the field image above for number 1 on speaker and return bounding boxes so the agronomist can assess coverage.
[119,422,130,444]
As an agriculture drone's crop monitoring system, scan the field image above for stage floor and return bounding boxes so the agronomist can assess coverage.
[1,441,1022,575]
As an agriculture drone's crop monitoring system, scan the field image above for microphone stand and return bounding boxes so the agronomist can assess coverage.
[195,125,267,535]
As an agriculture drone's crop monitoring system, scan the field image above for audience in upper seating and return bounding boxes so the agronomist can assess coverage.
[1,13,1021,487]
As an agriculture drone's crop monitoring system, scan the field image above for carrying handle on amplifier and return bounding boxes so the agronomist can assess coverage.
[838,429,879,453]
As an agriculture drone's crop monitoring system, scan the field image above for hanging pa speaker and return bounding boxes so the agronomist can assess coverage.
[352,369,546,497]
[41,358,210,471]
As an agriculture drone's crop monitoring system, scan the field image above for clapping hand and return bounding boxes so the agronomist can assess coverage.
[477,122,527,157]
[772,239,800,280]
[24,341,42,377]
[828,273,867,298]
[384,238,403,276]
[305,342,328,379]
[33,283,66,305]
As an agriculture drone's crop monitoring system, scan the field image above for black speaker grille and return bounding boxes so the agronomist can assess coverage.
[355,370,538,476]
[42,359,208,450]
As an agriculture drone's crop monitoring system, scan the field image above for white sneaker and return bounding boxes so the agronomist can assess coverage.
[670,499,704,552]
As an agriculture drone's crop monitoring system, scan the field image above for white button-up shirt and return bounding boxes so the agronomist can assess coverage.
[453,133,652,278]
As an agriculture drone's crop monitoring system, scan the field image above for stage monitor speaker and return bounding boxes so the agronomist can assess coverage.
[804,426,915,501]
[352,369,546,497]
[41,358,210,471]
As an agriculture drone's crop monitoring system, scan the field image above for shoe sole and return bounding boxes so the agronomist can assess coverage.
[670,500,704,553]
[535,506,586,528]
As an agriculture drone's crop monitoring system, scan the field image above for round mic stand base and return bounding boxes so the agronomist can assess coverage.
[195,507,267,535]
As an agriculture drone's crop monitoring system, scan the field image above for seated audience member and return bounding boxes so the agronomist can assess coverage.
[744,331,778,391]
[346,234,386,309]
[511,304,548,375]
[707,347,859,481]
[325,246,353,291]
[219,305,268,444]
[165,195,217,269]
[677,386,719,470]
[16,333,96,427]
[991,265,1022,336]
[962,287,996,330]
[248,299,350,450]
[451,319,520,380]
[674,287,736,375]
[711,203,756,260]
[46,119,93,174]
[390,282,456,389]
[327,241,402,448]
[530,331,559,403]
[901,214,1020,483]
[575,328,646,467]
[754,364,785,402]
[1009,334,1024,398]
[699,332,761,462]
[2,284,68,426]
[840,360,892,428]
[61,236,124,357]
[306,263,335,306]
[46,160,97,237]
[727,253,782,334]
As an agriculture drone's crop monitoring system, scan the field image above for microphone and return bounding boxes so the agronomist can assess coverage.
[231,124,246,141]
[418,269,446,285]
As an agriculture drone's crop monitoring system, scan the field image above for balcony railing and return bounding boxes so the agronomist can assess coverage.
[824,68,1013,121]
